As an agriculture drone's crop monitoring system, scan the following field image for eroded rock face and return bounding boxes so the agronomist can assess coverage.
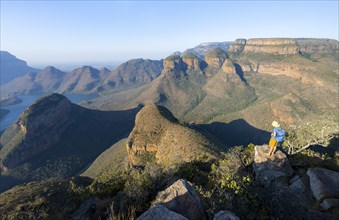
[254,63,317,84]
[151,179,206,220]
[228,39,247,53]
[182,53,200,70]
[137,205,188,220]
[205,48,228,69]
[221,59,241,83]
[307,167,339,202]
[163,55,185,71]
[1,94,75,168]
[253,145,294,187]
[244,38,300,55]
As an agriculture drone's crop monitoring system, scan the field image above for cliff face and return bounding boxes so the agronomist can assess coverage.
[1,94,75,169]
[229,38,338,56]
[243,38,300,55]
[296,38,339,55]
[163,55,185,71]
[204,48,228,69]
[228,39,247,53]
[242,62,318,84]
[182,53,200,70]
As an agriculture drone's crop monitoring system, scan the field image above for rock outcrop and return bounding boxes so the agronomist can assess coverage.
[126,104,219,167]
[228,39,246,53]
[137,205,188,220]
[69,198,96,220]
[151,179,206,220]
[253,145,294,187]
[221,59,242,83]
[182,53,200,70]
[163,55,185,71]
[205,48,228,69]
[307,167,339,203]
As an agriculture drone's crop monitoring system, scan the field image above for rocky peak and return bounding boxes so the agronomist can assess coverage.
[42,66,60,73]
[74,66,100,78]
[163,55,185,71]
[204,48,228,68]
[221,59,242,83]
[182,53,200,70]
[228,38,247,53]
[126,104,218,167]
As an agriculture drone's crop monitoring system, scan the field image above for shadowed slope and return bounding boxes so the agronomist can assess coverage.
[0,93,139,192]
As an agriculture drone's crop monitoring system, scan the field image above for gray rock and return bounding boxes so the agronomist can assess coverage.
[213,210,240,220]
[70,198,96,220]
[253,145,294,187]
[152,179,206,220]
[137,205,188,220]
[307,167,339,201]
[320,198,339,210]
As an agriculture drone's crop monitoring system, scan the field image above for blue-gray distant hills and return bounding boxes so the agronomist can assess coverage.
[0,59,163,96]
[0,51,40,85]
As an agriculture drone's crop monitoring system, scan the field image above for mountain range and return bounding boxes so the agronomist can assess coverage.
[0,38,338,219]
[83,38,338,131]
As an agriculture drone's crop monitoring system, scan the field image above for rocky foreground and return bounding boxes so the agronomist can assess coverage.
[69,145,339,220]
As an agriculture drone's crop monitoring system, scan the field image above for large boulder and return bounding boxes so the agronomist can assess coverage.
[69,198,96,220]
[151,179,206,220]
[213,210,240,220]
[270,175,315,219]
[137,205,188,220]
[321,198,339,210]
[253,145,294,187]
[307,167,339,202]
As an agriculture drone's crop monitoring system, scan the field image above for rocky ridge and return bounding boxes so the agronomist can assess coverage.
[1,94,75,169]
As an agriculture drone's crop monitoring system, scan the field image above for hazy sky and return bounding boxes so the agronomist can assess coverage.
[1,1,338,67]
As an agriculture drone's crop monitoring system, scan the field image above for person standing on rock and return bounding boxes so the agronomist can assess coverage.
[268,121,286,156]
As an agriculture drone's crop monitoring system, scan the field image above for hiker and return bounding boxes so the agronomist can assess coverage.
[268,121,286,156]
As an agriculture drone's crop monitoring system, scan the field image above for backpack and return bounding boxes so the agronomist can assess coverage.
[275,129,286,143]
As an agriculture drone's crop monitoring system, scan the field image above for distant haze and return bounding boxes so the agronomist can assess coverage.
[1,1,338,66]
